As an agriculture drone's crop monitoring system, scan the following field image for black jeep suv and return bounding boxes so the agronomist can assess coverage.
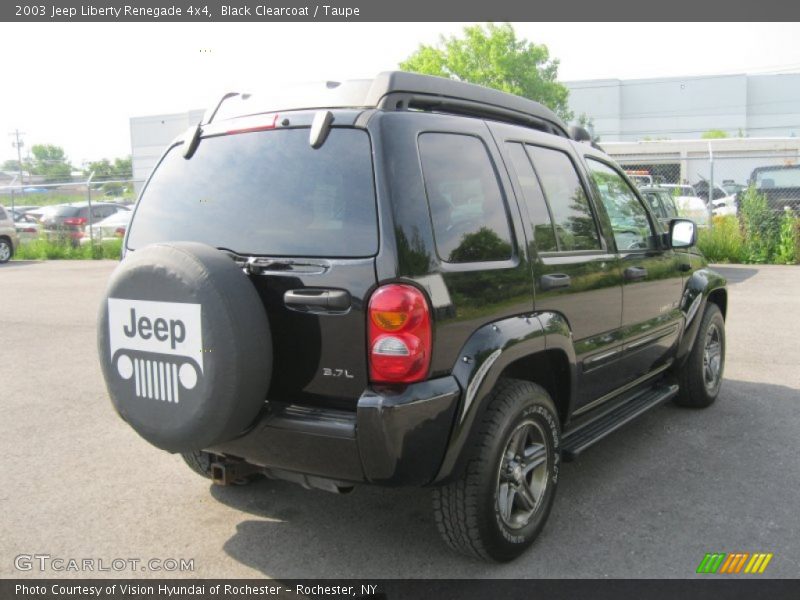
[98,72,727,562]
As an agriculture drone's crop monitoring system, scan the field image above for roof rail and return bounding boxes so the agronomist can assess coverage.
[206,71,569,137]
[365,72,568,137]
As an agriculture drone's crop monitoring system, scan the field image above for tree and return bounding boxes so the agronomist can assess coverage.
[84,156,133,195]
[701,129,728,139]
[27,144,72,181]
[2,159,21,172]
[83,156,131,180]
[577,113,601,142]
[400,23,573,122]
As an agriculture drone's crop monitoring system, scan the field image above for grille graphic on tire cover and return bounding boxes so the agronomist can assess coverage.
[133,358,180,403]
[107,298,204,405]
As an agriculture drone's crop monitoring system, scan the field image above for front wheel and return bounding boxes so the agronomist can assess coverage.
[432,379,561,562]
[675,303,725,408]
[0,238,12,264]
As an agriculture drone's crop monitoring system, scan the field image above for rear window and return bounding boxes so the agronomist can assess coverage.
[45,205,80,218]
[754,168,800,188]
[128,128,377,257]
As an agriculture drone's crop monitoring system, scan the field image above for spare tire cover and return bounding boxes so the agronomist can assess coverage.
[98,242,272,453]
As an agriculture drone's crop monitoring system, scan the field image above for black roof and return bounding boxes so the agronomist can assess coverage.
[208,71,569,137]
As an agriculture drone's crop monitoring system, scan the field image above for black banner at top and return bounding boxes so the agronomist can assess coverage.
[2,0,800,21]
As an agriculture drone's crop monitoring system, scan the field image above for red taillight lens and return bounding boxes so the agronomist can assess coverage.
[368,284,431,383]
[64,217,87,227]
[114,227,126,237]
[20,227,36,234]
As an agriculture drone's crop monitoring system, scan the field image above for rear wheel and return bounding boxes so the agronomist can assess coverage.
[675,303,725,408]
[432,379,560,562]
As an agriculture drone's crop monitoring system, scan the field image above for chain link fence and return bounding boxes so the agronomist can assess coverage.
[1,178,144,258]
[606,147,800,224]
[604,144,800,263]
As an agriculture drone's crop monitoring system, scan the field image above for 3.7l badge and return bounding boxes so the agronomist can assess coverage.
[322,368,354,379]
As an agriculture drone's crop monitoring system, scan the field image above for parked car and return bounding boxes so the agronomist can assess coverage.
[693,181,738,216]
[744,165,800,214]
[40,202,130,245]
[11,211,40,243]
[659,183,697,197]
[639,186,679,229]
[0,205,20,263]
[8,205,40,215]
[721,180,746,196]
[79,210,132,245]
[98,72,728,562]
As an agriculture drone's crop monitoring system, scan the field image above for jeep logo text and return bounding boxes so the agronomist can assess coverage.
[123,308,186,350]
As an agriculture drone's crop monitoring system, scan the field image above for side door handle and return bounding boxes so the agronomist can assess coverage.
[284,289,351,312]
[540,273,572,291]
[624,266,648,281]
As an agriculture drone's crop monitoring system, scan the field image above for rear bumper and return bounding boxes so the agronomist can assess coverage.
[208,376,461,486]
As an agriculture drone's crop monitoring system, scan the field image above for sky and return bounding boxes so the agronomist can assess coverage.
[2,22,800,166]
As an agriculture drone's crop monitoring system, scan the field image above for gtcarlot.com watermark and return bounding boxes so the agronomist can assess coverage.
[14,554,194,573]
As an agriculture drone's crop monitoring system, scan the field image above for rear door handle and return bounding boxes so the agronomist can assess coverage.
[624,266,648,281]
[540,273,572,291]
[284,289,351,312]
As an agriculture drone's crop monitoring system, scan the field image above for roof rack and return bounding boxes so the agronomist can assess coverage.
[206,71,569,138]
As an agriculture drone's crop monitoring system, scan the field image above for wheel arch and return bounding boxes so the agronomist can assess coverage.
[433,312,577,484]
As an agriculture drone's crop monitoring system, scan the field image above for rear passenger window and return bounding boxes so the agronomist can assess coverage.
[0,207,6,220]
[419,133,513,263]
[526,146,602,252]
[505,143,557,252]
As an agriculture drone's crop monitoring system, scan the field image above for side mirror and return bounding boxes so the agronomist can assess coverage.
[670,219,696,248]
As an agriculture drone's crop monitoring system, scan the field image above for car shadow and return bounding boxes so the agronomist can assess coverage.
[0,260,41,268]
[212,377,799,578]
[710,265,759,284]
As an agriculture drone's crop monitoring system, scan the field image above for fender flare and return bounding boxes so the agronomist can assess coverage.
[433,311,577,483]
[675,267,727,367]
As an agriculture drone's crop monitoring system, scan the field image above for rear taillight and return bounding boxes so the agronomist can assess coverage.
[19,227,36,234]
[368,284,431,384]
[64,217,87,227]
[114,227,126,237]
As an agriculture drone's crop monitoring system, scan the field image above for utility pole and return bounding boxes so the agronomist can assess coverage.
[10,129,25,194]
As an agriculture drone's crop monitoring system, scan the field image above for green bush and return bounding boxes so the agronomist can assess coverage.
[738,185,781,263]
[775,209,800,265]
[697,215,746,263]
[14,238,122,261]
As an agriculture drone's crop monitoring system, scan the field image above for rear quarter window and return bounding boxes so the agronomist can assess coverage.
[418,133,513,263]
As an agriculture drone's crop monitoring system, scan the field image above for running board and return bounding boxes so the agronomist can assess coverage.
[562,383,679,461]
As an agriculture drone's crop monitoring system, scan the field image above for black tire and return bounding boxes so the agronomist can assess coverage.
[432,379,561,562]
[0,237,12,264]
[180,451,262,485]
[181,450,215,479]
[675,303,725,408]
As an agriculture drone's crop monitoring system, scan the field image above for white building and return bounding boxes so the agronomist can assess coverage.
[130,109,204,192]
[565,72,800,142]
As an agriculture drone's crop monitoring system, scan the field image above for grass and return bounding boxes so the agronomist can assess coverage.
[697,216,746,263]
[14,238,123,260]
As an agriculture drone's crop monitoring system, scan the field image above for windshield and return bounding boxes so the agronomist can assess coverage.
[754,168,800,189]
[128,127,378,257]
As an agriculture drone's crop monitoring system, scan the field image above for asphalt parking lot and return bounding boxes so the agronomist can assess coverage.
[1,260,798,579]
